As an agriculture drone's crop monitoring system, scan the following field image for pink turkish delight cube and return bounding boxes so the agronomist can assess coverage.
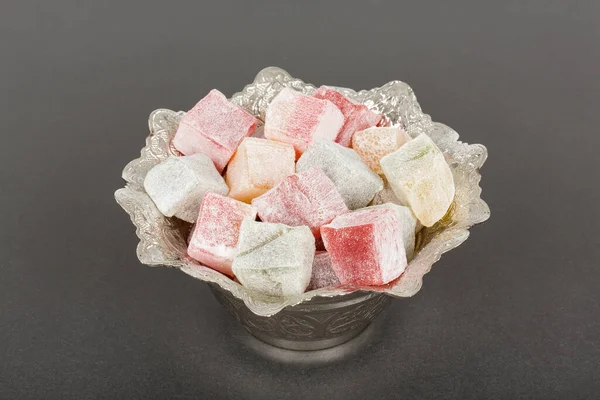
[264,88,344,157]
[307,251,341,290]
[187,192,257,276]
[313,86,382,147]
[252,167,348,238]
[321,208,407,286]
[173,89,257,172]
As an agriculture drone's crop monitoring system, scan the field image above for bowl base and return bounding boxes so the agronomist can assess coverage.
[210,284,391,351]
[235,315,387,364]
[248,322,370,351]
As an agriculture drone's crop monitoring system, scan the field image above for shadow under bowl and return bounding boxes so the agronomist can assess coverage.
[210,284,392,351]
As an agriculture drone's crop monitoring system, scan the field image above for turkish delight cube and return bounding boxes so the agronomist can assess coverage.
[187,192,257,276]
[366,203,417,261]
[252,167,348,238]
[314,86,382,147]
[352,126,411,174]
[296,140,383,209]
[143,154,229,223]
[321,208,407,286]
[380,134,455,227]
[173,89,257,172]
[307,251,340,290]
[264,88,344,156]
[225,137,295,203]
[232,219,315,297]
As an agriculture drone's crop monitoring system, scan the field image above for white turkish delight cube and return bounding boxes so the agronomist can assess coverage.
[296,140,383,209]
[380,134,455,227]
[143,154,229,223]
[232,219,315,297]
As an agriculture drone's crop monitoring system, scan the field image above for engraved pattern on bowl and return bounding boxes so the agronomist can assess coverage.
[210,284,391,350]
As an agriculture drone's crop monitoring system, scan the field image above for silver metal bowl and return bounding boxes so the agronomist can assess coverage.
[210,284,391,351]
[115,67,490,350]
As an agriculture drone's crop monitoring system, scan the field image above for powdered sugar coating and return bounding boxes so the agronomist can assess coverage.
[252,167,348,238]
[232,219,315,297]
[370,181,424,233]
[340,107,384,147]
[296,140,383,210]
[225,137,295,203]
[307,251,340,290]
[314,86,382,147]
[187,193,257,276]
[352,126,411,174]
[380,134,455,227]
[143,154,229,223]
[173,89,257,172]
[370,178,402,206]
[321,208,407,286]
[235,218,288,255]
[365,203,417,261]
[264,88,344,156]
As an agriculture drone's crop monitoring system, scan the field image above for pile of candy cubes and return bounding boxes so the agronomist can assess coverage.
[144,87,455,297]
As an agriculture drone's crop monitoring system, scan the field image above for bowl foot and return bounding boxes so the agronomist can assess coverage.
[235,314,387,364]
[247,321,370,351]
[210,284,391,352]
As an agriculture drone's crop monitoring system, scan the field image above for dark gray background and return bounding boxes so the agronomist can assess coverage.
[2,1,599,399]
